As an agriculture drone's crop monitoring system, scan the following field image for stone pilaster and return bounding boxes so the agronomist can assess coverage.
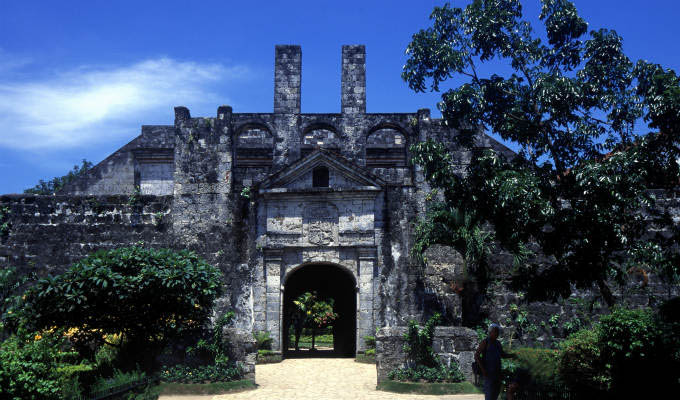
[358,247,376,351]
[264,249,283,351]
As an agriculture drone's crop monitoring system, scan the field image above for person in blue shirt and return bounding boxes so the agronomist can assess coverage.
[474,323,516,400]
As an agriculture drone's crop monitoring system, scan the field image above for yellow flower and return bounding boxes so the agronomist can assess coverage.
[34,334,42,341]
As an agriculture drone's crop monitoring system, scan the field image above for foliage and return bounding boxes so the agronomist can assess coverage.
[355,352,376,364]
[0,329,83,400]
[402,313,441,367]
[253,330,273,350]
[18,246,222,370]
[388,364,466,383]
[377,380,480,395]
[160,364,242,384]
[597,307,667,395]
[290,291,338,350]
[364,334,376,357]
[404,0,680,306]
[557,327,609,393]
[1,266,35,337]
[186,311,234,367]
[500,347,562,389]
[24,159,93,195]
[557,304,680,395]
[161,311,244,383]
[0,206,10,239]
[90,369,161,400]
[364,335,376,350]
[256,349,282,364]
[390,313,465,383]
[127,186,142,206]
[90,368,147,393]
[158,380,255,395]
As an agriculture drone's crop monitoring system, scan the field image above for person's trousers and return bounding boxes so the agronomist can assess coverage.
[484,377,501,400]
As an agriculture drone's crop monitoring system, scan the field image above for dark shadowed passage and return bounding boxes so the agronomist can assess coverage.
[282,263,357,357]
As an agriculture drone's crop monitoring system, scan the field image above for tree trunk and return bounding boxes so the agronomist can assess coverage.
[311,327,316,350]
[597,279,615,307]
[294,321,303,351]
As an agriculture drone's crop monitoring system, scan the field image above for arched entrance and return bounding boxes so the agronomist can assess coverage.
[282,263,357,357]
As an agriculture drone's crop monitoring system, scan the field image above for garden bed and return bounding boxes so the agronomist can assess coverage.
[377,380,480,395]
[158,380,256,395]
[355,353,375,364]
[257,350,283,364]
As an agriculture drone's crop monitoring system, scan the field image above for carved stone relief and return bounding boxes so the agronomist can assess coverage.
[304,202,338,246]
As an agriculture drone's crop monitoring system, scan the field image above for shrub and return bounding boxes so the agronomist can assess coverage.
[598,307,666,395]
[160,364,242,384]
[511,348,561,387]
[91,368,147,392]
[19,246,222,370]
[402,313,441,367]
[161,311,243,382]
[253,331,273,350]
[388,313,465,383]
[185,312,234,367]
[0,330,83,400]
[57,363,96,398]
[557,327,610,393]
[388,364,465,383]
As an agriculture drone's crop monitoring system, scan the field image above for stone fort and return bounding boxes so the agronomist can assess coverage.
[1,45,675,380]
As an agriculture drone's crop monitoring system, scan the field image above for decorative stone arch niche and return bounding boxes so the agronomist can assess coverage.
[366,125,407,167]
[235,123,274,167]
[301,123,341,157]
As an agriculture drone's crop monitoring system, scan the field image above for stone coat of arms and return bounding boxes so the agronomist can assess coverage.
[304,203,338,246]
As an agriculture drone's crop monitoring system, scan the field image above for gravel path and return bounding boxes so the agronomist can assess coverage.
[159,358,483,400]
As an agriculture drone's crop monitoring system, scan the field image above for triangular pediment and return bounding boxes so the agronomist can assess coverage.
[259,149,384,191]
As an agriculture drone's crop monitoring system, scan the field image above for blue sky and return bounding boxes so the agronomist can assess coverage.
[1,0,678,194]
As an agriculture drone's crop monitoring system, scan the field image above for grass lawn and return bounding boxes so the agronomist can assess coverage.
[291,333,333,348]
[158,379,256,395]
[377,380,481,395]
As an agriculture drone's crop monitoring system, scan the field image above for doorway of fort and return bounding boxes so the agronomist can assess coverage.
[282,263,357,358]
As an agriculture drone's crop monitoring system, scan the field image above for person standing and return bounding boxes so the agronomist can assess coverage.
[474,323,516,400]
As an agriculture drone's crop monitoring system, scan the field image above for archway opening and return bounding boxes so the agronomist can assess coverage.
[283,263,356,358]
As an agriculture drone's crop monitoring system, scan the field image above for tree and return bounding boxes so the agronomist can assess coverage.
[290,291,338,350]
[18,246,223,370]
[307,297,337,350]
[24,159,93,195]
[404,0,680,306]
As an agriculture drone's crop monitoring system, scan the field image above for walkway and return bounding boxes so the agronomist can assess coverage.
[159,358,483,400]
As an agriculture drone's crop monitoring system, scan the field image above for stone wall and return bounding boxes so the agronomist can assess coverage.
[375,326,479,383]
[418,190,680,348]
[0,194,173,276]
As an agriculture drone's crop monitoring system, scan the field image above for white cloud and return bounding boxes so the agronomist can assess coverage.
[0,56,249,149]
